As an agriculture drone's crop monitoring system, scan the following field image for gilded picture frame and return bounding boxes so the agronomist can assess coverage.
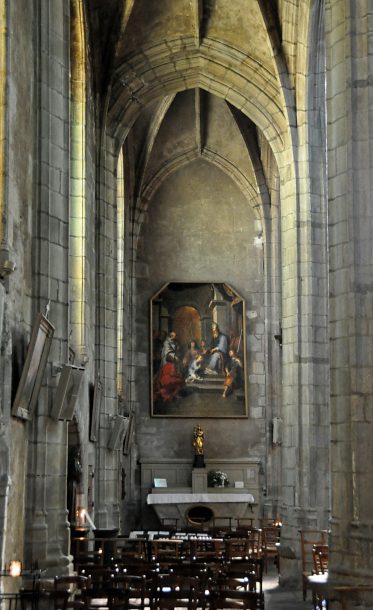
[150,282,248,418]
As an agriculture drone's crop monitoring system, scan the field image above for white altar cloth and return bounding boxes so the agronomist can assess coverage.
[147,493,254,504]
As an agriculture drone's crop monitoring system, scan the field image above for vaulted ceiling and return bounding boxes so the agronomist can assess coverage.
[85,0,311,215]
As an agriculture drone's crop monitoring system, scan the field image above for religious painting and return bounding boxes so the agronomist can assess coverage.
[150,282,248,418]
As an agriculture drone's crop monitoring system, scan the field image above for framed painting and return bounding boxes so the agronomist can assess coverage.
[123,410,134,455]
[12,312,55,420]
[90,376,103,442]
[150,282,248,418]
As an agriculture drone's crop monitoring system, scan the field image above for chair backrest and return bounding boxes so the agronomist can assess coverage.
[245,529,262,557]
[117,538,147,562]
[189,538,225,562]
[108,573,147,608]
[235,519,256,537]
[110,573,147,589]
[225,538,252,561]
[151,573,199,609]
[169,563,211,595]
[211,517,234,537]
[113,562,159,579]
[150,538,184,563]
[78,566,112,589]
[54,575,90,592]
[53,575,90,610]
[299,529,328,575]
[312,544,329,574]
[210,589,261,609]
[224,558,263,595]
[261,526,280,548]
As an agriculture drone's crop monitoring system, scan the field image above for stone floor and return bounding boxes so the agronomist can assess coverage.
[263,568,313,610]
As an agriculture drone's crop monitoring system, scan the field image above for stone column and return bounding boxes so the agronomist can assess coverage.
[94,132,121,529]
[326,0,373,592]
[0,0,12,282]
[277,2,330,584]
[24,0,71,573]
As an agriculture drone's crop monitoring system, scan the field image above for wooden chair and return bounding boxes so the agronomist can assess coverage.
[116,538,148,564]
[261,526,280,573]
[299,529,328,600]
[210,589,261,609]
[78,566,112,586]
[169,564,212,610]
[73,537,108,571]
[312,544,328,575]
[83,568,114,610]
[211,517,235,538]
[235,518,255,530]
[189,538,225,563]
[150,573,199,610]
[307,573,329,610]
[222,558,263,610]
[309,546,329,610]
[224,538,252,562]
[149,538,184,565]
[113,563,159,580]
[53,575,90,610]
[241,528,261,558]
[108,574,148,610]
[224,558,263,592]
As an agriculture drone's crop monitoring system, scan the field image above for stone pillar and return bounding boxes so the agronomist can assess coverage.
[326,0,373,595]
[24,0,71,573]
[94,133,122,530]
[0,437,10,574]
[0,0,10,279]
[277,2,330,584]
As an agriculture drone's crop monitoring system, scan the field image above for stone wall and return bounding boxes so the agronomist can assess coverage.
[129,158,269,528]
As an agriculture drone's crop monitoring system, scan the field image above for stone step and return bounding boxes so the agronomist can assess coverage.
[187,381,224,392]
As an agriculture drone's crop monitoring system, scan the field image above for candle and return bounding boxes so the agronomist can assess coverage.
[9,560,21,577]
[84,511,96,530]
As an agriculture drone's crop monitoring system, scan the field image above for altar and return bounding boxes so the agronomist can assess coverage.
[140,457,261,528]
[147,490,255,527]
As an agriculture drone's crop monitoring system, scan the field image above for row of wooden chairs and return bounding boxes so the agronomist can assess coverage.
[54,558,264,609]
[74,528,280,574]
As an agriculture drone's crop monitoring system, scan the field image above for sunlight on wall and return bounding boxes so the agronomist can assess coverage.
[70,0,86,362]
[116,149,125,399]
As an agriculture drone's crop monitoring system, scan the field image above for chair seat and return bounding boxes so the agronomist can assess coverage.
[307,573,328,585]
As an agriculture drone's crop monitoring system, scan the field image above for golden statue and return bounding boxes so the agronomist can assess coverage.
[193,425,204,455]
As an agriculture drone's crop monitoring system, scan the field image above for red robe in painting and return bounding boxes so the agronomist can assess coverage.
[157,362,185,402]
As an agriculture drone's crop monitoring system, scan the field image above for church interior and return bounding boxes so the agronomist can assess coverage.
[0,0,372,608]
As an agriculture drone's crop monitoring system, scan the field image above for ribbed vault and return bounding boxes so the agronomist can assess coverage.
[85,0,315,231]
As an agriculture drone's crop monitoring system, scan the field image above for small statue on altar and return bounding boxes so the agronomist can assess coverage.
[193,424,204,456]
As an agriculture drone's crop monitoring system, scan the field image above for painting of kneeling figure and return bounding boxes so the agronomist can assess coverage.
[150,282,248,418]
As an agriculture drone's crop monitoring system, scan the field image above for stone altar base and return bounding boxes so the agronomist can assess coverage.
[192,468,207,493]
